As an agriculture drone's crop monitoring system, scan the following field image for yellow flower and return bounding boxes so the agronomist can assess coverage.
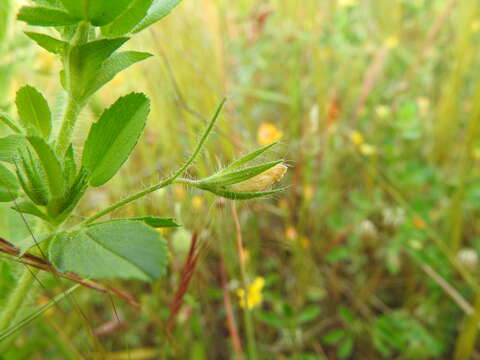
[472,20,480,33]
[338,0,357,7]
[385,36,399,49]
[230,164,287,192]
[237,277,265,309]
[191,195,203,209]
[359,143,376,156]
[349,130,364,145]
[257,123,283,146]
[37,51,56,72]
[375,105,390,119]
[473,148,480,159]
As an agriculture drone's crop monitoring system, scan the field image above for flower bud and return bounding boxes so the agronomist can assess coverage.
[229,164,287,192]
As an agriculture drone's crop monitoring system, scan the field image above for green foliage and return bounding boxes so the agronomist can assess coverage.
[82,93,150,186]
[59,0,131,26]
[0,163,18,202]
[15,85,51,138]
[17,6,79,27]
[132,0,183,33]
[49,221,168,281]
[0,135,25,163]
[25,32,67,54]
[102,0,154,37]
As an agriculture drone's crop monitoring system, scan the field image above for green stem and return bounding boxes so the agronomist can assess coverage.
[55,97,81,154]
[81,99,225,225]
[231,203,257,360]
[0,268,38,333]
[454,293,480,360]
[55,21,90,155]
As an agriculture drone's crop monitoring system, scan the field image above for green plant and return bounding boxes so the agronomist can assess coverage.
[0,0,286,347]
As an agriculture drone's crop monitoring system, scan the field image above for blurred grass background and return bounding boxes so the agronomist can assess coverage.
[2,0,480,358]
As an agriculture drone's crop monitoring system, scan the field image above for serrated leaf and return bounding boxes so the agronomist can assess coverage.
[82,93,150,187]
[49,220,168,281]
[25,32,67,54]
[85,51,153,98]
[0,111,22,134]
[133,0,182,33]
[0,163,19,202]
[0,135,25,163]
[27,136,65,199]
[16,85,51,138]
[59,0,131,26]
[17,6,79,26]
[102,0,154,37]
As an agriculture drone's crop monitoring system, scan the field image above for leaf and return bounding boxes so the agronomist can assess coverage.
[0,111,22,134]
[297,305,321,324]
[59,0,131,26]
[31,0,62,8]
[256,311,285,329]
[15,85,51,138]
[63,144,77,185]
[203,187,286,200]
[338,336,354,359]
[112,216,180,228]
[201,160,283,187]
[69,37,129,99]
[11,199,50,222]
[16,233,53,256]
[25,32,67,54]
[17,6,79,26]
[102,0,154,37]
[15,148,49,206]
[322,329,346,345]
[85,51,153,98]
[27,136,65,199]
[133,0,183,33]
[82,93,150,186]
[0,285,80,343]
[0,135,25,163]
[49,220,168,281]
[0,163,19,202]
[221,142,279,173]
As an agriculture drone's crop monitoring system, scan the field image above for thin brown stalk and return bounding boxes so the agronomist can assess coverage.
[219,256,244,358]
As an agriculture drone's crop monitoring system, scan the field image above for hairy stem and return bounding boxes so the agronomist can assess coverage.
[55,21,89,155]
[55,97,81,154]
[81,99,225,225]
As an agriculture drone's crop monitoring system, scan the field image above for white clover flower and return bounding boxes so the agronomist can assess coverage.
[457,248,478,268]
